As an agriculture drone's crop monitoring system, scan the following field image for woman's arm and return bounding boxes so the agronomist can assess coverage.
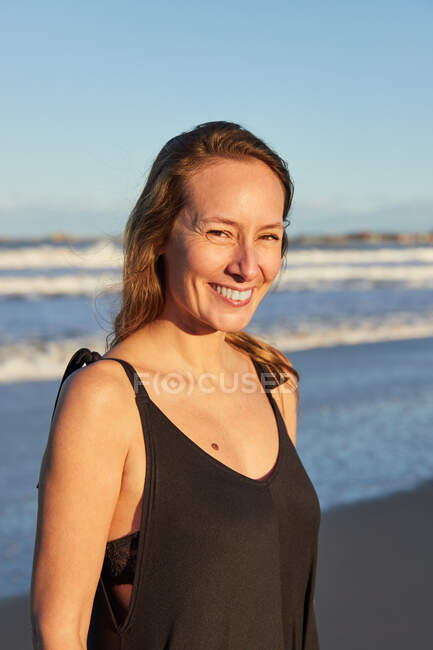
[30,362,132,648]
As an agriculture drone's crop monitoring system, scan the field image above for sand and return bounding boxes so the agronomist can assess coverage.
[2,479,433,649]
[315,478,433,649]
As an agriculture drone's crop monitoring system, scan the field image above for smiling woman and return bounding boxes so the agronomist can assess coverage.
[158,155,287,336]
[31,121,321,650]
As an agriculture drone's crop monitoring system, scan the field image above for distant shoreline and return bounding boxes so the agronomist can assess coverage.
[1,229,433,245]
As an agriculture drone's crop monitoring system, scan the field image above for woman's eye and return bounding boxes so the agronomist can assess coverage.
[207,230,229,238]
[207,231,280,241]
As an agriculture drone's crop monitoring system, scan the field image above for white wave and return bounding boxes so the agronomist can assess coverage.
[275,263,433,290]
[0,335,107,383]
[0,272,121,296]
[1,312,432,382]
[0,240,123,269]
[283,246,433,265]
[249,311,433,351]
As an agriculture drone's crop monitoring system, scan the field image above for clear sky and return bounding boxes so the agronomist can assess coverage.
[2,0,432,237]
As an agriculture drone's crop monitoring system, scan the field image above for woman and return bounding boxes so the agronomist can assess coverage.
[31,121,321,649]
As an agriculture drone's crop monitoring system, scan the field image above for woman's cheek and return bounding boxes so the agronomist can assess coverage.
[262,250,282,280]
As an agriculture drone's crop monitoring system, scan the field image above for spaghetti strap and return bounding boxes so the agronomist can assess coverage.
[251,358,286,392]
[95,356,148,402]
[50,348,102,426]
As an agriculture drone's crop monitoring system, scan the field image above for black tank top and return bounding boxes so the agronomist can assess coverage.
[42,348,321,649]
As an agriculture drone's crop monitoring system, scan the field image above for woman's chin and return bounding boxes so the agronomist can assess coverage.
[204,310,254,333]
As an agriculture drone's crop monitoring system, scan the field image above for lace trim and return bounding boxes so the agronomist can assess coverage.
[101,530,140,585]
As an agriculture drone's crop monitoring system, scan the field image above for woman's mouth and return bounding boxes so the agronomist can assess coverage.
[208,282,254,307]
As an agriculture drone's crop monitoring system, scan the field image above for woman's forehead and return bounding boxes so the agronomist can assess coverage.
[187,156,278,188]
[183,161,285,223]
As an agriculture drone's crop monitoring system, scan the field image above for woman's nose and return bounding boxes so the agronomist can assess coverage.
[226,241,259,281]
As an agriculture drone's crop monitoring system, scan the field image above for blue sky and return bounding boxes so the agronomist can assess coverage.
[2,0,432,237]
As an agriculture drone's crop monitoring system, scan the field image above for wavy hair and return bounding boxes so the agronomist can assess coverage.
[105,121,299,404]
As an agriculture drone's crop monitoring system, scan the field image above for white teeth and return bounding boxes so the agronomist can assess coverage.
[211,284,252,302]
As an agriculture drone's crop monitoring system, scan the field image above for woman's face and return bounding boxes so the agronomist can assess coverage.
[160,157,285,334]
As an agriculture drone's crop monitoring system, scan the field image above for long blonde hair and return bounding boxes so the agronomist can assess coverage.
[105,121,299,403]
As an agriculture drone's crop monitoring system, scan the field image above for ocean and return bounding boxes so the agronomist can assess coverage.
[1,236,432,598]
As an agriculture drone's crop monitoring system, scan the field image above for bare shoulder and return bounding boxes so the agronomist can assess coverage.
[40,358,137,488]
[61,356,132,406]
[269,352,299,448]
[58,357,134,428]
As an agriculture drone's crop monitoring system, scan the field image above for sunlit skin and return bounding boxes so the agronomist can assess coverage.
[142,157,285,369]
[117,157,286,378]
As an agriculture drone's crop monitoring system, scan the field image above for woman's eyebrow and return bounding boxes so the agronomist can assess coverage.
[201,216,284,230]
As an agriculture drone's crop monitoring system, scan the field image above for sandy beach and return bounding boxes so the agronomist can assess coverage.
[315,478,433,649]
[3,477,432,649]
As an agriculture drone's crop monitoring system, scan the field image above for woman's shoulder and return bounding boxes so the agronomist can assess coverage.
[38,354,134,494]
[61,353,132,404]
[51,352,138,451]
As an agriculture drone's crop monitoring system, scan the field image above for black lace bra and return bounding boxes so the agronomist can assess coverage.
[101,530,140,585]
